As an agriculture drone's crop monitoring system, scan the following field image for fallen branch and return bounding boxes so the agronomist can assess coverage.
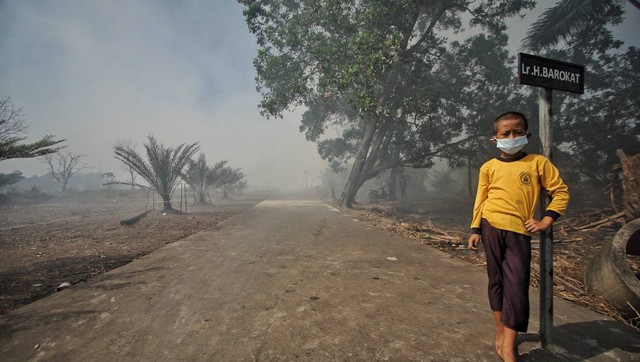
[103,181,150,189]
[576,211,625,230]
[554,237,583,243]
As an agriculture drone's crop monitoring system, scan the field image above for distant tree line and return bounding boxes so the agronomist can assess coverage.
[0,97,248,206]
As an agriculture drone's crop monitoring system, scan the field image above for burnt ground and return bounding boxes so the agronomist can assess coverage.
[1,190,638,331]
[0,189,263,316]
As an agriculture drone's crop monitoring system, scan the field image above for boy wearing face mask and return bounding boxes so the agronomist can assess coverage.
[467,111,569,362]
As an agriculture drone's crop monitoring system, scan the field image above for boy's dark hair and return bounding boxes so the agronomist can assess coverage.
[493,111,528,134]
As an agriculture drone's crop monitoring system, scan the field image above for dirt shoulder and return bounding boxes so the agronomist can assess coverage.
[338,199,637,329]
[0,190,263,315]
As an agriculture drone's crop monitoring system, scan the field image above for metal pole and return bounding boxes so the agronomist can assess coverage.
[539,87,554,348]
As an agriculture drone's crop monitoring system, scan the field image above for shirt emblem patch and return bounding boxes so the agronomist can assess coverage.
[520,172,533,185]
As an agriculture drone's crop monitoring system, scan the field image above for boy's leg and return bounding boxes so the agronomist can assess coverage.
[481,219,506,312]
[481,219,506,356]
[496,230,532,361]
[501,231,532,333]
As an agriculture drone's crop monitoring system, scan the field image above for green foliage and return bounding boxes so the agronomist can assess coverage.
[114,135,199,210]
[240,0,536,206]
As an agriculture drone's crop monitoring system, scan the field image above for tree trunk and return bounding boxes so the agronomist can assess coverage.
[389,166,398,201]
[339,119,378,208]
[161,193,172,210]
[618,150,640,221]
[347,120,394,203]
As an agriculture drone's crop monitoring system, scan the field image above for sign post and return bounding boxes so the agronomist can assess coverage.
[538,87,554,348]
[518,53,584,349]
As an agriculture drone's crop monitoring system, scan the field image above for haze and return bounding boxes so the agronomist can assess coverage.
[0,1,638,192]
[0,1,325,191]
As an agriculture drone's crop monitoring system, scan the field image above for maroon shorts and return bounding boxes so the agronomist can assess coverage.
[481,218,532,332]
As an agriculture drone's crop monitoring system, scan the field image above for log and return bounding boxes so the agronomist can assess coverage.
[120,209,153,226]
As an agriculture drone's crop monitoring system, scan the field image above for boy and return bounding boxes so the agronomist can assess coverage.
[468,111,569,362]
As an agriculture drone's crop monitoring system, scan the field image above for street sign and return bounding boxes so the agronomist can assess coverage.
[518,53,584,94]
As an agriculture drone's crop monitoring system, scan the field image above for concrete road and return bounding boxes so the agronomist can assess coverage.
[1,200,639,361]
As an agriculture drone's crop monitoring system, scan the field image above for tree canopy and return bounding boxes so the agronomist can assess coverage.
[240,0,535,207]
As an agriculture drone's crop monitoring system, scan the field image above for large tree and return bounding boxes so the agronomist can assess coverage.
[240,0,535,207]
[0,96,65,162]
[114,135,199,210]
[305,33,528,199]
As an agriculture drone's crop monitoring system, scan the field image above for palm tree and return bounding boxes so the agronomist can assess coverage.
[521,0,630,51]
[182,154,227,204]
[114,135,199,210]
[216,166,246,199]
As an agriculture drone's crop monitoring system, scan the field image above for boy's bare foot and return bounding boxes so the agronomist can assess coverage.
[501,349,517,362]
[501,327,518,362]
[496,328,504,357]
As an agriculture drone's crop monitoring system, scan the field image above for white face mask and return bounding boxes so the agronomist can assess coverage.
[496,135,528,155]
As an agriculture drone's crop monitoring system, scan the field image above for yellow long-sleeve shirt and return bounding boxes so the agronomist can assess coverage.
[471,153,569,236]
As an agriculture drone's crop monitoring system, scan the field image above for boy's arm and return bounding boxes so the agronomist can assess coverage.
[470,165,489,231]
[526,157,570,233]
[524,216,555,233]
[469,165,489,250]
[540,157,570,216]
[468,233,482,251]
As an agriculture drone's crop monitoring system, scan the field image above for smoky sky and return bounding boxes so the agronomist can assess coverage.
[0,1,324,190]
[0,1,638,191]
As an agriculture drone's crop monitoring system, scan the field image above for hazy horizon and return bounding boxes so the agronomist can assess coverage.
[1,1,638,192]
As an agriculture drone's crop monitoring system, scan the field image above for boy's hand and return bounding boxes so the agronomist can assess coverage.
[468,234,481,251]
[524,216,554,233]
